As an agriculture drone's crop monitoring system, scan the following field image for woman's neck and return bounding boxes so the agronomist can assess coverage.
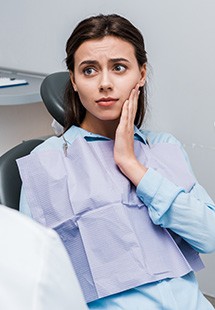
[80,118,119,140]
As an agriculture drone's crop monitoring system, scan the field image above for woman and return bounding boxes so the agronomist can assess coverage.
[18,14,215,309]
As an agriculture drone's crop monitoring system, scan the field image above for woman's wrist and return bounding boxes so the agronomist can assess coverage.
[117,159,148,186]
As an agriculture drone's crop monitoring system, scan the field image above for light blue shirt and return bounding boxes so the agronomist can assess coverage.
[19,125,215,310]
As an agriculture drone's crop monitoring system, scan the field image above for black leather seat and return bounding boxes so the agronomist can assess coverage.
[0,71,69,210]
[40,71,70,127]
[0,139,43,210]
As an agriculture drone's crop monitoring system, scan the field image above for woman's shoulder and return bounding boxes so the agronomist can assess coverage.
[139,129,182,147]
[31,125,82,154]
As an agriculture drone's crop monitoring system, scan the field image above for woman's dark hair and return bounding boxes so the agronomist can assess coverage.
[64,14,148,130]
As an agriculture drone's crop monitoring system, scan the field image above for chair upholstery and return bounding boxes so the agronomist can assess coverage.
[0,139,43,210]
[40,71,70,127]
[0,71,69,210]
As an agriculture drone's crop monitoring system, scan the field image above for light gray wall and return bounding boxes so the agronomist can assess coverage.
[0,0,214,297]
[0,103,53,155]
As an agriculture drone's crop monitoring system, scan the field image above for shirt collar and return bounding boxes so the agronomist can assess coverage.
[134,127,148,144]
[64,125,148,144]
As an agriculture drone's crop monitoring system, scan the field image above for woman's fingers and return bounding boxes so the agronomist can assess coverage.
[114,83,140,157]
[127,83,139,125]
[120,84,139,126]
[114,84,147,185]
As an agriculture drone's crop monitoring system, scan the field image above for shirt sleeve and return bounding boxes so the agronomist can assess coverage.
[136,133,215,254]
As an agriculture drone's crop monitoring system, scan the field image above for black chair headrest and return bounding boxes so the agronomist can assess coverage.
[40,71,70,127]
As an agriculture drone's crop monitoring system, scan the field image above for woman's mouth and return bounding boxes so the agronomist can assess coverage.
[96,97,119,107]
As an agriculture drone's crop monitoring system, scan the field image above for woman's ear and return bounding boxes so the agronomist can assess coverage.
[69,71,78,91]
[139,63,147,87]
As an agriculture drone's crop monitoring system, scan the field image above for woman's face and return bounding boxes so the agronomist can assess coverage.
[70,36,146,131]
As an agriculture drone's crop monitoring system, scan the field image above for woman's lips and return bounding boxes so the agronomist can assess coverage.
[96,97,119,107]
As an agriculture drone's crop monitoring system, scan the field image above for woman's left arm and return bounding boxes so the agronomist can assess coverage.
[114,85,215,254]
[136,148,215,254]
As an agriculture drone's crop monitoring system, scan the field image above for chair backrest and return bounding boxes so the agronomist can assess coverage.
[0,139,43,210]
[0,71,69,211]
[40,71,70,127]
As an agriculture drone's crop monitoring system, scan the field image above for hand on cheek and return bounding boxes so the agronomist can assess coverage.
[115,83,139,146]
[114,84,148,186]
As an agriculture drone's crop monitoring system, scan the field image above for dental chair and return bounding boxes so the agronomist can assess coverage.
[0,71,70,210]
[0,71,88,309]
[40,71,70,127]
[0,139,43,210]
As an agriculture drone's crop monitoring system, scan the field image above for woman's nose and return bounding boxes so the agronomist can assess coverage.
[98,71,113,92]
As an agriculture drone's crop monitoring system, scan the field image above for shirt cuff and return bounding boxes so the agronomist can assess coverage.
[136,168,184,224]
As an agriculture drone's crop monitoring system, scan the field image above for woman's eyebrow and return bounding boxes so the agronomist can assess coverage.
[110,58,130,63]
[79,58,130,67]
[79,60,98,67]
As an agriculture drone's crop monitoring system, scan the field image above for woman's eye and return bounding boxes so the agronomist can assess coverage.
[83,67,96,75]
[114,64,126,72]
